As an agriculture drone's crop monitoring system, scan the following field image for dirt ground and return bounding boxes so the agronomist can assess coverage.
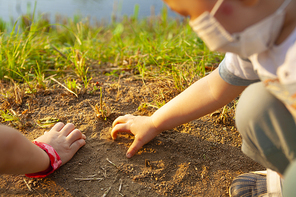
[0,74,263,197]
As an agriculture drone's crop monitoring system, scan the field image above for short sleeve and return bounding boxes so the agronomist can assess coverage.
[219,52,260,86]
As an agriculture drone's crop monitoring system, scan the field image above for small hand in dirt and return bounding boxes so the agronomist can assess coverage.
[111,114,159,158]
[34,122,86,165]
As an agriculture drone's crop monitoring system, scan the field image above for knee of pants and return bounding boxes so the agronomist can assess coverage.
[235,82,296,173]
[235,82,279,139]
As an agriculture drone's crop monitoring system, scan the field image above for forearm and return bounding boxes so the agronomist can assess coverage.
[151,69,246,132]
[0,125,50,174]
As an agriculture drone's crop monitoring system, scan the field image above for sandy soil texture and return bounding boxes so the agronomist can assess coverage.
[0,75,263,196]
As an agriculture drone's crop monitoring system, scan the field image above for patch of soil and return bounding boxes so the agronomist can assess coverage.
[0,75,263,197]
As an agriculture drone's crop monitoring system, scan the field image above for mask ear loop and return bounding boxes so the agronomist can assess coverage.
[210,0,224,16]
[276,0,291,14]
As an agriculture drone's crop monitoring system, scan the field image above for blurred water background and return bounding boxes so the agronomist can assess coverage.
[0,0,179,23]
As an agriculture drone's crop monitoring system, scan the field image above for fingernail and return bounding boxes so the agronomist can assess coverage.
[126,153,131,158]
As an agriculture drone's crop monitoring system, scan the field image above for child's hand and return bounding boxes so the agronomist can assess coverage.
[34,122,86,165]
[111,115,159,158]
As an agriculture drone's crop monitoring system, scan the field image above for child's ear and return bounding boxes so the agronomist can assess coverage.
[240,0,259,6]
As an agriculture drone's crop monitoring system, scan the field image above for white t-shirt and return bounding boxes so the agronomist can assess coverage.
[219,27,296,117]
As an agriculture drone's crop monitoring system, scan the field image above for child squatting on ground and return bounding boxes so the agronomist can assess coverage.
[0,123,86,178]
[111,0,296,196]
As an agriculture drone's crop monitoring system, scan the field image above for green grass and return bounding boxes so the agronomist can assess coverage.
[0,6,224,92]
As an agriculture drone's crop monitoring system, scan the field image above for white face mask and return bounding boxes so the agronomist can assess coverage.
[189,0,291,58]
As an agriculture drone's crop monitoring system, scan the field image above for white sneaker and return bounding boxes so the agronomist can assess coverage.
[229,169,282,197]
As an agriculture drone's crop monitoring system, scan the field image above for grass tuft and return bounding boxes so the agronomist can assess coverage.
[0,4,224,93]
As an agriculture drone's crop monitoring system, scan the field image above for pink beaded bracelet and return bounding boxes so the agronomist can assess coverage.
[25,141,62,178]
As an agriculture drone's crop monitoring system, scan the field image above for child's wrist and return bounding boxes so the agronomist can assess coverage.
[25,141,62,178]
[150,114,164,134]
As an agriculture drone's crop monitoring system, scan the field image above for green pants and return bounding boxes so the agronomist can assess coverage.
[236,82,296,175]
